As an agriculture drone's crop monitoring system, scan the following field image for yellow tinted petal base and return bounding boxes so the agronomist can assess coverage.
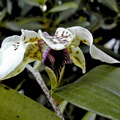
[45,66,65,94]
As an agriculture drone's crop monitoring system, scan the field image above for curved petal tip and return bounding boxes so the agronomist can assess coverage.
[90,44,120,63]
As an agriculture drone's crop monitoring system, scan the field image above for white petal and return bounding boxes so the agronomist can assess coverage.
[90,44,120,63]
[67,26,93,46]
[21,29,39,43]
[38,27,74,50]
[0,35,26,80]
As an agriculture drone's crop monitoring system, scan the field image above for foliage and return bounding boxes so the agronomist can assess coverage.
[0,0,120,120]
[55,65,120,120]
[0,0,119,35]
[0,84,61,120]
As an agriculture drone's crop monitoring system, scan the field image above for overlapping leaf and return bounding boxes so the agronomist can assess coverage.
[49,2,78,13]
[97,0,118,12]
[55,65,120,120]
[0,84,61,120]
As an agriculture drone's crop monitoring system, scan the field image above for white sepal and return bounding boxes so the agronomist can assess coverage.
[67,26,93,46]
[21,29,39,42]
[90,44,120,63]
[0,35,26,79]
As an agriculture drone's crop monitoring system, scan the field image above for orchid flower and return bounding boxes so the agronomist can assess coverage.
[0,29,41,80]
[0,26,119,92]
[38,26,119,92]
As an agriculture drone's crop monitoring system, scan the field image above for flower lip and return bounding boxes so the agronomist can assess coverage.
[43,48,70,80]
[43,48,70,65]
[38,27,74,50]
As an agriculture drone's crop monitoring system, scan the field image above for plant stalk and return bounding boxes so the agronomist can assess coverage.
[26,64,64,120]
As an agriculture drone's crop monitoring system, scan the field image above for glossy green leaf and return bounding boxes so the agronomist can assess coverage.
[49,2,78,13]
[55,65,120,120]
[0,84,61,120]
[97,0,118,12]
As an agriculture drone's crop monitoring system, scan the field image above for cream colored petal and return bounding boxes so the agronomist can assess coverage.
[90,44,120,63]
[45,65,65,93]
[38,27,74,50]
[67,45,86,73]
[3,59,41,80]
[44,66,58,93]
[67,26,93,46]
[0,35,26,80]
[2,60,29,80]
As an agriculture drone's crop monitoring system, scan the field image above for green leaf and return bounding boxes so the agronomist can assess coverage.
[87,12,102,31]
[0,8,6,22]
[49,2,78,13]
[6,21,44,31]
[97,0,118,12]
[58,100,68,113]
[19,0,40,7]
[0,84,61,120]
[60,19,90,28]
[55,65,120,120]
[35,0,47,5]
[81,112,96,120]
[6,0,12,14]
[55,8,77,25]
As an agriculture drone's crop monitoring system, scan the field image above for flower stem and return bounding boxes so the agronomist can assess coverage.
[26,64,65,120]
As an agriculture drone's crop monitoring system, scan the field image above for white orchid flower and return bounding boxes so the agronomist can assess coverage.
[0,29,41,80]
[38,26,119,92]
[0,26,119,92]
[38,28,74,92]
